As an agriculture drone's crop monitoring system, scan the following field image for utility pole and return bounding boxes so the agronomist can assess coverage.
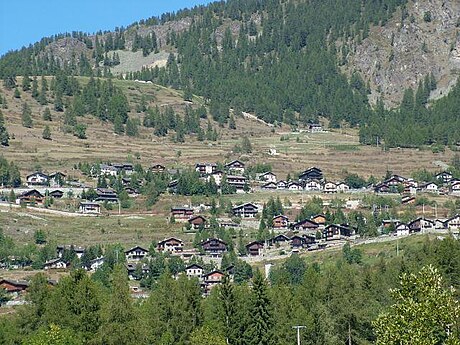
[292,326,306,345]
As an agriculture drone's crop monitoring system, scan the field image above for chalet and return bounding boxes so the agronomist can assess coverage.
[48,172,66,187]
[287,181,302,191]
[49,189,64,199]
[323,224,354,241]
[246,241,264,256]
[150,164,166,174]
[44,258,68,270]
[168,179,179,193]
[451,181,460,195]
[404,184,418,195]
[79,202,101,214]
[269,234,291,246]
[308,123,323,133]
[304,179,322,191]
[26,172,49,186]
[291,218,319,232]
[124,187,139,196]
[112,163,134,175]
[408,218,435,233]
[125,246,149,262]
[272,215,289,229]
[337,182,350,192]
[188,215,207,230]
[87,257,104,272]
[100,164,118,176]
[226,175,247,192]
[436,171,453,184]
[57,245,85,259]
[225,160,245,175]
[299,167,323,181]
[17,189,44,205]
[0,279,29,294]
[381,219,401,229]
[374,183,392,194]
[384,175,408,186]
[311,214,326,225]
[261,182,277,190]
[258,172,277,183]
[195,163,217,176]
[171,206,194,220]
[395,223,410,236]
[420,182,438,194]
[157,237,184,253]
[208,170,224,186]
[186,264,204,278]
[445,214,460,231]
[276,180,287,189]
[291,234,316,248]
[323,181,337,194]
[232,203,258,218]
[95,188,118,202]
[203,270,225,293]
[200,238,227,257]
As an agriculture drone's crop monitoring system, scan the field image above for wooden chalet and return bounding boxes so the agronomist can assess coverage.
[261,182,277,190]
[150,164,166,173]
[171,206,194,219]
[451,181,460,195]
[0,279,29,294]
[419,182,438,194]
[272,215,289,229]
[299,167,323,181]
[276,180,287,189]
[49,189,64,198]
[311,214,326,225]
[186,264,204,278]
[323,181,337,193]
[125,246,149,262]
[445,214,460,231]
[232,202,258,218]
[323,224,354,241]
[79,202,101,214]
[157,237,184,253]
[395,223,410,236]
[436,171,453,184]
[208,170,224,186]
[336,182,350,192]
[246,241,264,256]
[200,238,227,257]
[291,218,319,232]
[303,179,322,191]
[290,235,316,248]
[26,171,49,186]
[17,189,44,205]
[188,215,208,230]
[226,175,247,191]
[308,123,323,133]
[408,217,435,233]
[225,160,245,175]
[195,162,217,176]
[203,270,225,293]
[269,234,290,246]
[401,196,416,205]
[287,181,302,191]
[384,175,407,186]
[258,172,277,183]
[95,188,118,202]
[44,258,68,270]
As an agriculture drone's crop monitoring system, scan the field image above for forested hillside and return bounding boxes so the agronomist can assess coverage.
[1,0,459,147]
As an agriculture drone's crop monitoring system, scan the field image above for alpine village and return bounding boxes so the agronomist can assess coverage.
[0,0,460,344]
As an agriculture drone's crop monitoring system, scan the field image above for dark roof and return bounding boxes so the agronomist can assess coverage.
[158,237,183,245]
[26,171,49,179]
[246,241,264,248]
[185,263,203,270]
[19,189,44,198]
[225,159,245,167]
[124,245,149,254]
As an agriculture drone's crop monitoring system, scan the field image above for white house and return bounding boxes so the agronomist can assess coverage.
[79,202,101,214]
[258,172,277,183]
[287,182,302,191]
[100,164,118,176]
[420,182,438,194]
[26,172,49,186]
[88,257,105,272]
[451,181,460,195]
[185,264,203,279]
[157,237,184,253]
[44,258,68,270]
[208,171,224,186]
[323,182,337,193]
[395,223,410,236]
[276,180,287,190]
[445,214,460,231]
[304,180,322,191]
[337,182,350,193]
[125,246,149,262]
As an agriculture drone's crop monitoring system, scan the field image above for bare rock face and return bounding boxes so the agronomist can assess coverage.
[347,0,460,107]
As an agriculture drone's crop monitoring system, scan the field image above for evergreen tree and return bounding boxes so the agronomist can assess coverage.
[14,88,21,98]
[31,77,39,98]
[125,118,139,137]
[0,110,9,146]
[42,125,51,140]
[21,102,33,128]
[22,73,31,91]
[42,107,52,121]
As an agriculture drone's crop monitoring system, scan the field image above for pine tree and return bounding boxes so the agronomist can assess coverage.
[245,270,273,345]
[42,107,52,121]
[125,118,139,137]
[113,114,124,134]
[21,102,33,128]
[54,91,64,112]
[0,110,9,146]
[42,125,51,140]
[13,88,21,99]
[22,73,31,91]
[31,77,39,98]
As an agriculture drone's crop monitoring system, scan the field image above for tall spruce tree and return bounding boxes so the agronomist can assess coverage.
[21,102,33,128]
[0,110,9,146]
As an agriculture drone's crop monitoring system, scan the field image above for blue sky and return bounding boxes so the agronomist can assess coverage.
[0,0,214,56]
